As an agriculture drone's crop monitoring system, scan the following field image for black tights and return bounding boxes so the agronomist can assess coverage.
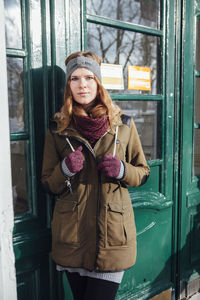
[65,271,120,300]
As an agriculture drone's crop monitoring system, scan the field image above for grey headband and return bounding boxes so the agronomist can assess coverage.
[66,56,102,82]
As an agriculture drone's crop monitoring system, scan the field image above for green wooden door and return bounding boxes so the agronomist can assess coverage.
[83,1,200,298]
[5,0,67,299]
[177,0,200,298]
[65,0,177,299]
[5,0,200,299]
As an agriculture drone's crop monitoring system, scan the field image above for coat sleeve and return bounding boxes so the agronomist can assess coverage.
[41,129,67,194]
[121,119,150,187]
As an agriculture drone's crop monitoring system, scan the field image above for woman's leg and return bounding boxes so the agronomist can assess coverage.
[65,271,87,300]
[83,277,120,300]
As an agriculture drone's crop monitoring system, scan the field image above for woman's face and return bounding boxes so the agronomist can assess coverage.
[69,67,98,105]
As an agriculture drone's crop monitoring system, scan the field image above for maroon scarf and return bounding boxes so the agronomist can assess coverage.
[73,115,109,147]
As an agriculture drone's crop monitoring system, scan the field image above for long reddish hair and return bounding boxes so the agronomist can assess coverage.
[54,51,119,132]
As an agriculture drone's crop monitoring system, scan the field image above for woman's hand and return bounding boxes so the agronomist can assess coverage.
[64,146,83,173]
[98,154,123,178]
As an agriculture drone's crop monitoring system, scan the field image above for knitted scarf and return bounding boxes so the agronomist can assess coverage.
[73,115,109,147]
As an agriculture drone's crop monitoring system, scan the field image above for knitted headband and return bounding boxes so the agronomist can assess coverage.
[66,56,102,82]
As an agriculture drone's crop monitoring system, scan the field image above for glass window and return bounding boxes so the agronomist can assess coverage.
[193,17,200,176]
[193,129,200,176]
[87,23,161,94]
[195,17,200,124]
[196,18,200,71]
[4,0,22,49]
[115,101,162,160]
[11,141,29,215]
[87,0,161,29]
[30,0,42,68]
[7,57,25,132]
[195,77,200,124]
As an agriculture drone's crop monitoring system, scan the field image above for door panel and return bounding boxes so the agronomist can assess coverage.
[85,0,176,299]
[178,0,200,298]
[5,0,67,299]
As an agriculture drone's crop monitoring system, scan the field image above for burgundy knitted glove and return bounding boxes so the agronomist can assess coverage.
[98,154,121,178]
[64,146,83,173]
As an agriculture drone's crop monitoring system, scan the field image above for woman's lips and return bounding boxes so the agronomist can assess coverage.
[78,92,88,95]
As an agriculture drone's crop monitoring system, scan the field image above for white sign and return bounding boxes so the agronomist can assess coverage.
[101,63,124,90]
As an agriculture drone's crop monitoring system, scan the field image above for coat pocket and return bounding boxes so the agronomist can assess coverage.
[106,202,135,247]
[51,200,79,244]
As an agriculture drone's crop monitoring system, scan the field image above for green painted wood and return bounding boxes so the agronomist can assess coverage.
[81,0,176,299]
[7,0,67,299]
[178,0,200,296]
[173,0,183,296]
[111,94,163,101]
[130,191,173,210]
[148,159,163,167]
[87,13,163,36]
[13,229,51,260]
[117,205,173,300]
[10,132,29,141]
[186,190,200,208]
[16,254,52,300]
[6,49,27,57]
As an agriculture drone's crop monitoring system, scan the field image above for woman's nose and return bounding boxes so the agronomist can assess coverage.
[79,77,87,87]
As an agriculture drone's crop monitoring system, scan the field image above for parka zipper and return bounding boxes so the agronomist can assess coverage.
[63,126,119,270]
[66,137,75,152]
[64,135,101,269]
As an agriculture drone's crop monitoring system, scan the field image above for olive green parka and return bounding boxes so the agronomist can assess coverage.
[41,112,150,272]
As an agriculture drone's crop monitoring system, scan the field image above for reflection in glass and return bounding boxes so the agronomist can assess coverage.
[193,129,200,176]
[11,141,28,215]
[196,18,200,71]
[195,18,200,124]
[7,57,25,132]
[115,101,162,160]
[30,0,42,68]
[87,0,160,29]
[195,77,200,124]
[87,23,161,94]
[4,0,22,49]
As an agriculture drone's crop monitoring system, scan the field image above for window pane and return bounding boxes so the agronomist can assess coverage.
[115,101,162,160]
[87,0,160,29]
[195,18,200,124]
[87,23,161,94]
[196,18,200,71]
[4,0,22,49]
[7,57,25,132]
[30,0,42,68]
[195,77,200,124]
[193,129,200,176]
[11,141,29,215]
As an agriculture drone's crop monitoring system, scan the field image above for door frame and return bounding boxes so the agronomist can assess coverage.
[175,0,200,298]
[0,0,17,299]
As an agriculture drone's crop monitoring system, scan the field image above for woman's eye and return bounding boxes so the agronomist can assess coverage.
[70,76,94,82]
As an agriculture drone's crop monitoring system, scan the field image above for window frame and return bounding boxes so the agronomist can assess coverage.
[6,0,37,225]
[84,0,165,170]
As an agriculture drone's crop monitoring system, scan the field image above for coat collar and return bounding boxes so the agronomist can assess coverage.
[59,114,123,138]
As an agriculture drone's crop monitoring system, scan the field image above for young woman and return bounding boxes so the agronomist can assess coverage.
[41,51,150,300]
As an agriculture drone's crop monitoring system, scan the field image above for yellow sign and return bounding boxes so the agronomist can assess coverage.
[128,66,151,91]
[101,63,124,90]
